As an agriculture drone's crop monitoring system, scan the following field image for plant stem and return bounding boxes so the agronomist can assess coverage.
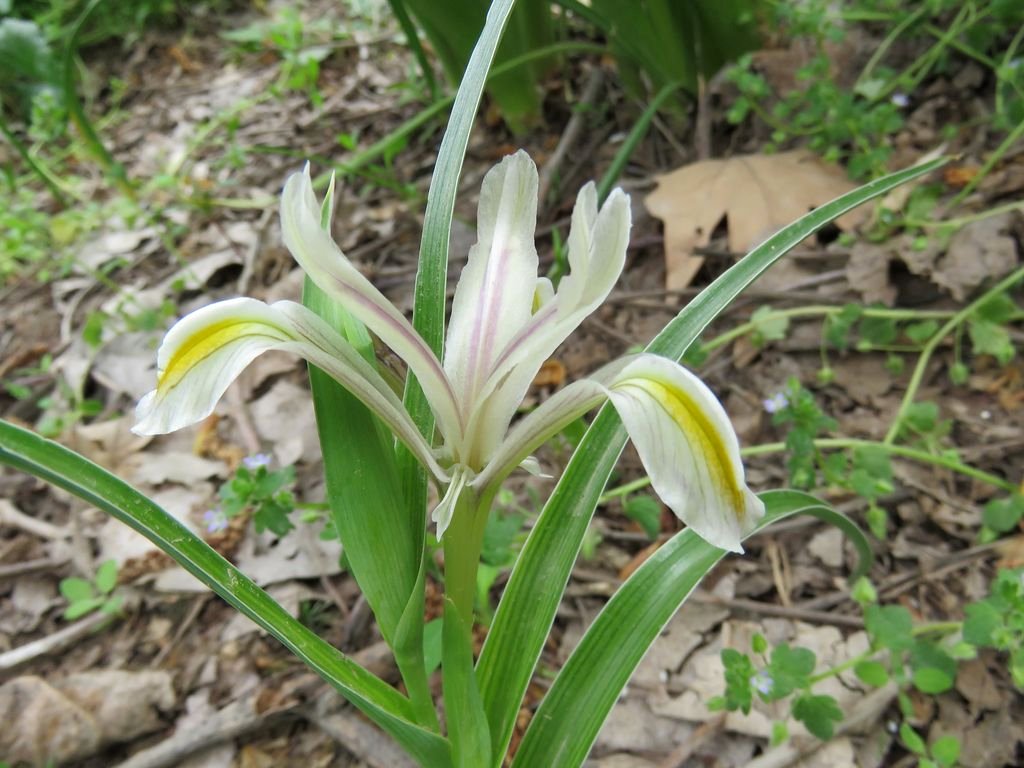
[883,264,1024,444]
[948,115,1024,208]
[744,438,1018,493]
[600,435,1018,503]
[904,198,1024,229]
[808,619,962,685]
[63,0,134,198]
[702,305,954,354]
[856,5,926,99]
[443,489,491,632]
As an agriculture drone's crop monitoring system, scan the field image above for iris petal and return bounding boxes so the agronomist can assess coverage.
[133,297,447,482]
[607,356,764,552]
[281,166,464,451]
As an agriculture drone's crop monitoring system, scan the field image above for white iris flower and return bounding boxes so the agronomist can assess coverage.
[133,151,763,551]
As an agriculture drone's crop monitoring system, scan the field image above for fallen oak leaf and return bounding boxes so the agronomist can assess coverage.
[644,150,865,291]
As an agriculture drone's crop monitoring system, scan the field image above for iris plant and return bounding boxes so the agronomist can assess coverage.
[133,151,762,552]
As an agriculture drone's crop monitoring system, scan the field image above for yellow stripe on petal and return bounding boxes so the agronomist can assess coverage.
[159,320,288,393]
[613,377,748,522]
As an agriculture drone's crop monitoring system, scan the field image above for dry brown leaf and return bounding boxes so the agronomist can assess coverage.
[644,150,864,291]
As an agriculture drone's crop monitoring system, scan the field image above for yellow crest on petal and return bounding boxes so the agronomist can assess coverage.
[614,377,748,521]
[159,320,286,393]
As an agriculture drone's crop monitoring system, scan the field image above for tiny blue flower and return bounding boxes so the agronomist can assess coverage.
[204,508,229,533]
[763,392,789,414]
[752,669,774,696]
[243,453,272,470]
[891,93,910,108]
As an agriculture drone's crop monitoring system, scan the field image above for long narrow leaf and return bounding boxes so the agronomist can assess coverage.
[512,490,863,766]
[399,0,519,553]
[304,279,438,729]
[0,420,451,767]
[477,156,947,762]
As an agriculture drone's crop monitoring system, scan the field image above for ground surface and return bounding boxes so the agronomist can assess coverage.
[1,2,1023,767]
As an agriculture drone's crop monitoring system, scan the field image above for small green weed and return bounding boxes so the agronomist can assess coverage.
[59,559,122,620]
[209,454,298,537]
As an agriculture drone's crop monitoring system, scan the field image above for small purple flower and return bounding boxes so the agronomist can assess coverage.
[242,453,272,470]
[752,670,774,696]
[203,508,229,533]
[763,392,789,414]
[891,92,910,108]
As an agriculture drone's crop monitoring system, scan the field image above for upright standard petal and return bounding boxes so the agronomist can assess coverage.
[280,166,463,451]
[444,150,540,411]
[133,297,446,482]
[462,186,632,465]
[605,355,764,553]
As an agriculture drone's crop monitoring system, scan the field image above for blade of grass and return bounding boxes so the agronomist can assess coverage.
[596,79,685,204]
[63,0,132,197]
[476,156,948,762]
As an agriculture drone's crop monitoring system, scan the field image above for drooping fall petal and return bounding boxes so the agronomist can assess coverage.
[132,297,446,482]
[606,356,764,552]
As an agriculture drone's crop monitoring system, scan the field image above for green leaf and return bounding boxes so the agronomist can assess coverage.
[0,419,451,767]
[858,313,897,346]
[252,500,295,536]
[865,604,914,651]
[751,633,768,654]
[765,643,816,698]
[720,648,756,713]
[974,293,1017,324]
[903,401,938,435]
[623,495,662,539]
[968,319,1015,365]
[963,601,1002,647]
[509,491,867,766]
[423,617,444,675]
[771,721,789,746]
[479,159,941,763]
[64,596,105,620]
[854,660,889,687]
[931,735,960,768]
[912,666,954,694]
[102,595,124,615]
[791,693,843,740]
[982,495,1024,533]
[94,559,118,594]
[82,311,106,348]
[910,641,956,694]
[825,304,863,350]
[750,305,789,346]
[302,281,412,637]
[904,320,938,344]
[60,577,95,604]
[0,18,59,89]
[900,723,927,755]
